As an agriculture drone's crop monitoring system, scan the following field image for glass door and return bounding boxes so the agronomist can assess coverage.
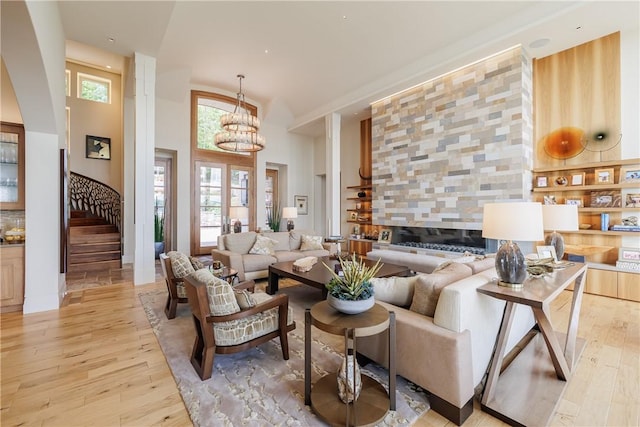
[0,122,25,210]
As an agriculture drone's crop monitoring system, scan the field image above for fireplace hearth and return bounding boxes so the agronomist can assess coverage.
[387,226,486,255]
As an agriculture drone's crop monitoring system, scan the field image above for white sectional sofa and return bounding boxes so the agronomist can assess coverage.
[212,230,333,281]
[356,260,535,425]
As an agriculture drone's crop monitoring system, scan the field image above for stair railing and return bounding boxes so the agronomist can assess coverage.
[69,172,122,232]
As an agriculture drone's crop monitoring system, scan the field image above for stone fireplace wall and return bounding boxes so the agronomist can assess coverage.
[370,46,533,230]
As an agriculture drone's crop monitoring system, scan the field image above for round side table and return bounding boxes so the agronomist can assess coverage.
[305,301,396,426]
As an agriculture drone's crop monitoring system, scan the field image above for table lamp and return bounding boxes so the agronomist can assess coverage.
[542,204,578,261]
[482,202,544,288]
[283,207,298,231]
[229,206,248,233]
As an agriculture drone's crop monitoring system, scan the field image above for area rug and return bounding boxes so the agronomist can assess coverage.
[139,284,430,426]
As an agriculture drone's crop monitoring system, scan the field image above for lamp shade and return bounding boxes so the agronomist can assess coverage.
[282,207,298,219]
[229,206,248,220]
[542,204,579,231]
[482,202,544,242]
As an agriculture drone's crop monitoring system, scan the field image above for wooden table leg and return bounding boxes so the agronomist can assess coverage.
[305,309,311,406]
[532,307,571,381]
[564,271,586,369]
[389,311,396,411]
[267,270,279,295]
[482,301,516,406]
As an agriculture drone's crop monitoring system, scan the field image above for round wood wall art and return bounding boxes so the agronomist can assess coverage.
[541,127,584,160]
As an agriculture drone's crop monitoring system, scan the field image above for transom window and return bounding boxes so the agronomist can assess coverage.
[77,72,111,104]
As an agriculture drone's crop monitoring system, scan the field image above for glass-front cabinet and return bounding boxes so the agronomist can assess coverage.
[0,122,25,210]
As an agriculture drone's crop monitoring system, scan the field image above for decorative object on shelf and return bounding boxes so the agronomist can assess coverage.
[578,223,592,229]
[357,190,367,198]
[582,131,622,154]
[620,167,640,183]
[571,172,585,186]
[525,257,554,276]
[482,202,544,288]
[535,176,548,188]
[601,213,610,231]
[625,194,640,208]
[214,74,265,152]
[543,195,557,205]
[337,350,362,404]
[622,216,638,226]
[540,127,585,160]
[323,254,383,314]
[85,135,111,160]
[565,198,583,207]
[555,176,568,186]
[611,216,640,232]
[594,167,615,184]
[590,191,621,208]
[378,229,392,243]
[267,199,281,232]
[230,206,248,233]
[542,204,578,260]
[349,211,358,221]
[618,247,640,263]
[294,195,308,215]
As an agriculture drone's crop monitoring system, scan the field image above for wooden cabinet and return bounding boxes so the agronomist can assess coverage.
[0,122,25,210]
[1,245,25,312]
[533,159,640,300]
[346,184,378,256]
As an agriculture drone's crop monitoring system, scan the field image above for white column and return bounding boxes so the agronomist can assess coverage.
[325,113,341,236]
[133,53,157,285]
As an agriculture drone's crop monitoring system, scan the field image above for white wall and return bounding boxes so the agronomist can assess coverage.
[621,27,640,160]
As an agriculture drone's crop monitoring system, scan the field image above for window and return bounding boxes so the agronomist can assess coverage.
[266,169,278,225]
[65,69,70,97]
[77,72,111,104]
[191,90,257,254]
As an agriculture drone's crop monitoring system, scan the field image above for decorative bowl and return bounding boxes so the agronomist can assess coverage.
[579,223,592,230]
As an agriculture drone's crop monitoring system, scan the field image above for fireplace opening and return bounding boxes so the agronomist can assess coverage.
[386,226,486,255]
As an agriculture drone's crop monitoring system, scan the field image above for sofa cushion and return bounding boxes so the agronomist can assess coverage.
[300,234,324,251]
[269,232,291,252]
[191,269,240,316]
[249,234,276,256]
[243,253,277,272]
[371,276,419,307]
[300,248,331,258]
[367,249,447,274]
[466,258,495,274]
[410,263,473,317]
[289,229,318,250]
[168,251,195,278]
[274,251,306,263]
[224,232,257,254]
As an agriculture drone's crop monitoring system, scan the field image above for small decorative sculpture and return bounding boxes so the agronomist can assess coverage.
[337,352,362,404]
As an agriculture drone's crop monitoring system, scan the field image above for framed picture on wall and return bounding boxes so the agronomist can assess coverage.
[85,135,111,160]
[620,167,640,183]
[294,195,308,215]
[378,229,392,243]
[571,172,585,186]
[594,168,614,184]
[535,176,548,188]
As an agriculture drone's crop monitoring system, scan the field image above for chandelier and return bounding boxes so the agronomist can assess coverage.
[215,74,265,152]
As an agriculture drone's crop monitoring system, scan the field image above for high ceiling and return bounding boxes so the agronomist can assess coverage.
[59,1,639,135]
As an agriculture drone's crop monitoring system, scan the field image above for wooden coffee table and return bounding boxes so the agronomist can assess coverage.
[267,256,411,296]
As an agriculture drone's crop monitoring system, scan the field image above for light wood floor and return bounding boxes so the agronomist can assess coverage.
[1,270,638,426]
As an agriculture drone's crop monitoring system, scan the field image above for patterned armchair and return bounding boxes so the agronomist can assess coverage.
[184,269,296,380]
[159,252,193,319]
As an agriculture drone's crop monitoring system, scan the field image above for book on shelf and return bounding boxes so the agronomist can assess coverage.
[616,261,640,272]
[610,225,640,232]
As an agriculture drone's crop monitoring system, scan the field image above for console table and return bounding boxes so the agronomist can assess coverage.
[305,302,396,426]
[477,263,588,426]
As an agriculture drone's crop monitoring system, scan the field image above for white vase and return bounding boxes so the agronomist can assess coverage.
[337,353,362,404]
[327,294,374,314]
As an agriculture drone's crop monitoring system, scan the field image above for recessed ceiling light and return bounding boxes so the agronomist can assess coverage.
[576,26,582,30]
[529,38,551,49]
[264,49,269,54]
[107,37,115,43]
[106,65,112,69]
[342,15,347,20]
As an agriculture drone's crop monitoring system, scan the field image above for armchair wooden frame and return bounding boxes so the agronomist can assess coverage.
[159,253,189,319]
[183,276,296,380]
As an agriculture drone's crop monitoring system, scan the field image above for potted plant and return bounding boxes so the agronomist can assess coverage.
[266,199,281,232]
[154,200,165,259]
[323,254,383,314]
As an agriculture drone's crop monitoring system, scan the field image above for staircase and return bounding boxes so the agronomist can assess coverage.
[68,210,122,272]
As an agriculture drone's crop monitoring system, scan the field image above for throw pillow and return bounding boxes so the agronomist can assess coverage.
[168,251,195,278]
[234,290,256,310]
[371,276,419,307]
[249,234,276,256]
[189,256,205,270]
[409,263,473,317]
[300,234,323,251]
[432,260,453,273]
[451,255,477,264]
[467,257,496,274]
[191,269,240,316]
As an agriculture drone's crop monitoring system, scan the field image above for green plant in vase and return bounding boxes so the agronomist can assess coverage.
[266,199,281,232]
[154,199,165,259]
[323,254,383,314]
